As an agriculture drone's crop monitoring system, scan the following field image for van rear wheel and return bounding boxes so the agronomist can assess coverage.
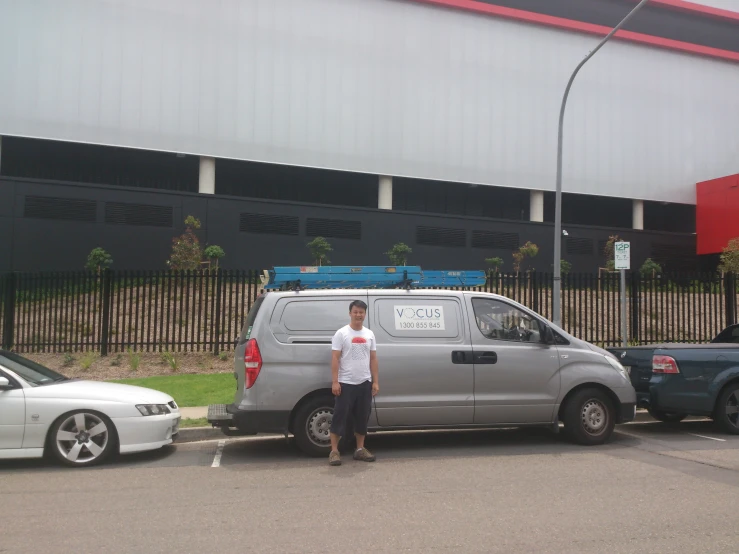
[293,396,356,457]
[562,388,615,446]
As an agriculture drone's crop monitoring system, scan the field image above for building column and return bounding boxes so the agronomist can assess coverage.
[198,156,216,195]
[632,199,644,230]
[378,175,393,210]
[529,190,544,222]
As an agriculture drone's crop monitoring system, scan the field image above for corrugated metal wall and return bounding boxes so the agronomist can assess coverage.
[1,0,737,204]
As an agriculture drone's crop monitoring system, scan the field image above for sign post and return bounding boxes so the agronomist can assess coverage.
[614,242,631,347]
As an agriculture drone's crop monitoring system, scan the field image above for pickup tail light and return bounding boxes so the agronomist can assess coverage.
[652,355,680,374]
[244,339,263,389]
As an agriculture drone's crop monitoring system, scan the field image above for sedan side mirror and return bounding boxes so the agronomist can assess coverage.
[0,376,13,390]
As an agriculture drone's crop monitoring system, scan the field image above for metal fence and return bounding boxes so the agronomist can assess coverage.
[0,270,737,353]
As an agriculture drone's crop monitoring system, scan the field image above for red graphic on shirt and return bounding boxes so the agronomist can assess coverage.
[350,336,369,361]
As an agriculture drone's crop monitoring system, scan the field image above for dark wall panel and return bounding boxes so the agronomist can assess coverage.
[4,177,698,273]
[0,217,13,272]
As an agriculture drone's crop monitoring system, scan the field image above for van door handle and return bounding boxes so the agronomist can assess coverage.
[474,352,498,364]
[451,351,472,364]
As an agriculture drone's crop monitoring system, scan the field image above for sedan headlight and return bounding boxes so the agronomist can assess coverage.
[136,404,171,416]
[604,355,630,381]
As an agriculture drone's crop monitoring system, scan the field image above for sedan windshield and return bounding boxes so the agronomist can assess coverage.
[0,351,69,387]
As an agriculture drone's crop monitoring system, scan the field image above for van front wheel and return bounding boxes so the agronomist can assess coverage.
[562,388,615,446]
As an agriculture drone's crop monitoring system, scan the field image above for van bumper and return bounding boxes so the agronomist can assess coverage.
[618,402,637,424]
[206,404,290,435]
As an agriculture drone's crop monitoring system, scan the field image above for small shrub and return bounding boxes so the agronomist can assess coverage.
[80,352,98,371]
[127,348,141,371]
[306,236,332,266]
[385,242,412,266]
[218,351,229,361]
[167,216,203,271]
[110,354,123,367]
[204,245,226,270]
[640,258,662,278]
[62,352,75,367]
[719,237,739,274]
[512,241,539,274]
[86,247,113,273]
[603,235,622,271]
[560,259,572,275]
[485,257,504,275]
[161,350,179,372]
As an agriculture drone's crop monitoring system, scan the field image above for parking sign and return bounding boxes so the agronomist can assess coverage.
[614,242,630,270]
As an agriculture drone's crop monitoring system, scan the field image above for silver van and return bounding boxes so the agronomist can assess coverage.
[208,289,636,456]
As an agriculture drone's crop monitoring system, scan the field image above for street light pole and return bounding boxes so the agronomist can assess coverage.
[552,0,651,327]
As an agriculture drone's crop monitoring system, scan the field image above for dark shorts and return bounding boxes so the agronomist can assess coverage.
[330,380,372,437]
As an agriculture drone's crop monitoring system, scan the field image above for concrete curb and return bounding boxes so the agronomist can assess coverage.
[174,411,674,444]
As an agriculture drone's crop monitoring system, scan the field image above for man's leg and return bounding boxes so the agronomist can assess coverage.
[329,385,351,463]
[330,432,340,452]
[352,381,375,461]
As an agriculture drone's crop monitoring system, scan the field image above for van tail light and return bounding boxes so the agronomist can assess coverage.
[244,339,263,389]
[652,355,680,374]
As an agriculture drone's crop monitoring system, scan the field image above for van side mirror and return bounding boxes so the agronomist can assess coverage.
[539,323,555,345]
[0,376,13,390]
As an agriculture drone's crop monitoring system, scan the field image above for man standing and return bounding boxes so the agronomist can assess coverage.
[328,300,379,466]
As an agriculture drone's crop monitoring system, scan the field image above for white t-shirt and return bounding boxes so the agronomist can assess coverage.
[331,325,376,385]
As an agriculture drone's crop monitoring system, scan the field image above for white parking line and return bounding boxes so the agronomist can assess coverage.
[686,433,726,442]
[211,440,226,467]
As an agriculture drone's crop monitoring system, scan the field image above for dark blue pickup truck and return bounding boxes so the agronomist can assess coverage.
[607,324,739,424]
[649,344,739,434]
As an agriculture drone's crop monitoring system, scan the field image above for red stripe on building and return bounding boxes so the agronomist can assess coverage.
[412,0,739,63]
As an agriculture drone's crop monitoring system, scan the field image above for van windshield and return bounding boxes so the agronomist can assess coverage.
[240,294,266,341]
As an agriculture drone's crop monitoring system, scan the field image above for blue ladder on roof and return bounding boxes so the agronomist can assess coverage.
[263,266,487,290]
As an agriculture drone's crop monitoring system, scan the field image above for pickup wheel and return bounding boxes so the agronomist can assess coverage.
[647,408,687,423]
[714,383,739,435]
[562,388,615,446]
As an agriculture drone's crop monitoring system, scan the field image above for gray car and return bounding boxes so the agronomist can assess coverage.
[208,289,636,456]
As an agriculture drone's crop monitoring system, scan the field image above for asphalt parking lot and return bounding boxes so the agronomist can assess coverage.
[4,420,739,553]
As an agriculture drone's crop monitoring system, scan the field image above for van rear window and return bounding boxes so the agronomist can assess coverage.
[239,294,266,342]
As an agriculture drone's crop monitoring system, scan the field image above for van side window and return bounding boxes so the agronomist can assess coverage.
[471,298,541,343]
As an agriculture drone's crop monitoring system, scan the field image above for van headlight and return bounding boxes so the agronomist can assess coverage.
[604,355,630,381]
[136,404,171,416]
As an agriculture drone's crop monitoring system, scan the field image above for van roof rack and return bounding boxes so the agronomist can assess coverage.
[264,266,486,291]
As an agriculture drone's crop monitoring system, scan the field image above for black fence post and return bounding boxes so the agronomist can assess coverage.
[213,269,223,355]
[2,273,16,350]
[100,269,112,356]
[725,272,736,328]
[531,272,539,314]
[630,271,640,344]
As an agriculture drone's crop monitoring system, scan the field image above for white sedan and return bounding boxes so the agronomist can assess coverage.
[0,350,180,467]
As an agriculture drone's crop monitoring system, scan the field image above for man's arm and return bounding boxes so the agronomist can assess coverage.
[331,350,342,396]
[370,350,379,396]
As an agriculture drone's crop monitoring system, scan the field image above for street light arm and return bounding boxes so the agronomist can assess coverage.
[552,0,651,327]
